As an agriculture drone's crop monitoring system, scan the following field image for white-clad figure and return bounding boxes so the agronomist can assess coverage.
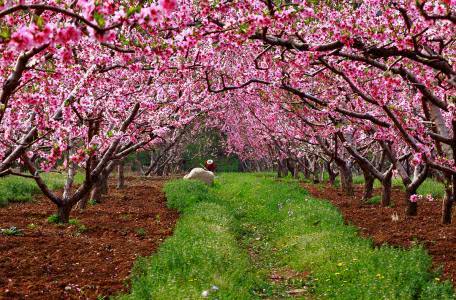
[183,168,215,185]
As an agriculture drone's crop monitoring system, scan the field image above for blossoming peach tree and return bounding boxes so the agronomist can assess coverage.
[187,0,454,222]
[1,0,455,224]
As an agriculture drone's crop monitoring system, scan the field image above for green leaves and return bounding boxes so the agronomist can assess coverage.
[33,15,45,30]
[126,6,141,18]
[93,11,106,28]
[239,23,250,34]
[0,25,11,41]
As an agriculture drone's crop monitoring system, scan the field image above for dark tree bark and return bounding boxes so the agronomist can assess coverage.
[442,188,453,224]
[101,176,108,195]
[326,161,338,187]
[381,172,392,207]
[405,190,418,216]
[361,168,374,203]
[277,159,288,178]
[337,161,354,196]
[90,181,103,202]
[312,159,321,183]
[77,193,89,210]
[303,156,311,179]
[442,176,455,224]
[286,158,296,178]
[57,204,72,223]
[117,159,125,189]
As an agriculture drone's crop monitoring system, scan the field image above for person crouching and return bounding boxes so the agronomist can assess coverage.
[205,159,216,172]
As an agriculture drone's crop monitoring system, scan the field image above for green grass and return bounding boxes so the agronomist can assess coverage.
[119,179,260,299]
[122,173,454,299]
[0,172,84,207]
[367,195,381,205]
[417,179,446,199]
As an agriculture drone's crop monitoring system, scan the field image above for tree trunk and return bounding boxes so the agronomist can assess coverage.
[381,174,392,207]
[442,184,454,225]
[100,176,108,195]
[57,204,72,223]
[338,163,354,196]
[117,159,125,189]
[277,160,287,178]
[326,162,337,186]
[328,173,337,186]
[361,170,374,203]
[77,193,89,210]
[90,181,103,203]
[405,191,418,216]
[312,160,320,183]
[303,157,311,179]
[286,159,295,178]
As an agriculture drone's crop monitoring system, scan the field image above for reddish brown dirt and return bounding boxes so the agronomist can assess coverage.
[302,182,456,285]
[0,177,179,299]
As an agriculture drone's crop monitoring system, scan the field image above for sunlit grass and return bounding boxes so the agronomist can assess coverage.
[0,172,84,207]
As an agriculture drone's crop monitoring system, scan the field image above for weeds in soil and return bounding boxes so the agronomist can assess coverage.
[154,214,161,224]
[27,223,37,230]
[121,173,454,300]
[69,218,88,234]
[120,214,131,221]
[136,228,147,237]
[1,226,23,236]
[69,218,80,226]
[47,214,60,224]
[88,199,98,206]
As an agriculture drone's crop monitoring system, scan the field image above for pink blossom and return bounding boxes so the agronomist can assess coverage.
[159,0,177,12]
[409,195,421,203]
[56,26,81,44]
[11,27,35,50]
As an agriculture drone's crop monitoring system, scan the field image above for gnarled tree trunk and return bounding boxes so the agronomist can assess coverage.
[337,161,354,196]
[381,172,392,207]
[117,159,125,189]
[361,168,374,203]
[442,176,455,224]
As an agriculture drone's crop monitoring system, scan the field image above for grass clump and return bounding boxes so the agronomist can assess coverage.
[1,226,23,236]
[367,195,381,205]
[135,228,147,238]
[88,199,98,206]
[47,214,60,224]
[163,179,216,212]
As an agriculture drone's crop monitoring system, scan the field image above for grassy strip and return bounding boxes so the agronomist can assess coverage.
[0,173,84,207]
[119,180,261,299]
[214,173,454,299]
[122,174,454,299]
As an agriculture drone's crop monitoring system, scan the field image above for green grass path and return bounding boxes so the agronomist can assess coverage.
[121,173,454,299]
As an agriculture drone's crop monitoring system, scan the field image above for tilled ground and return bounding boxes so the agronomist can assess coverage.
[0,177,178,299]
[302,182,456,285]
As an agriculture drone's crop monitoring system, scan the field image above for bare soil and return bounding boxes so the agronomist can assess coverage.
[302,182,456,285]
[0,177,178,299]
